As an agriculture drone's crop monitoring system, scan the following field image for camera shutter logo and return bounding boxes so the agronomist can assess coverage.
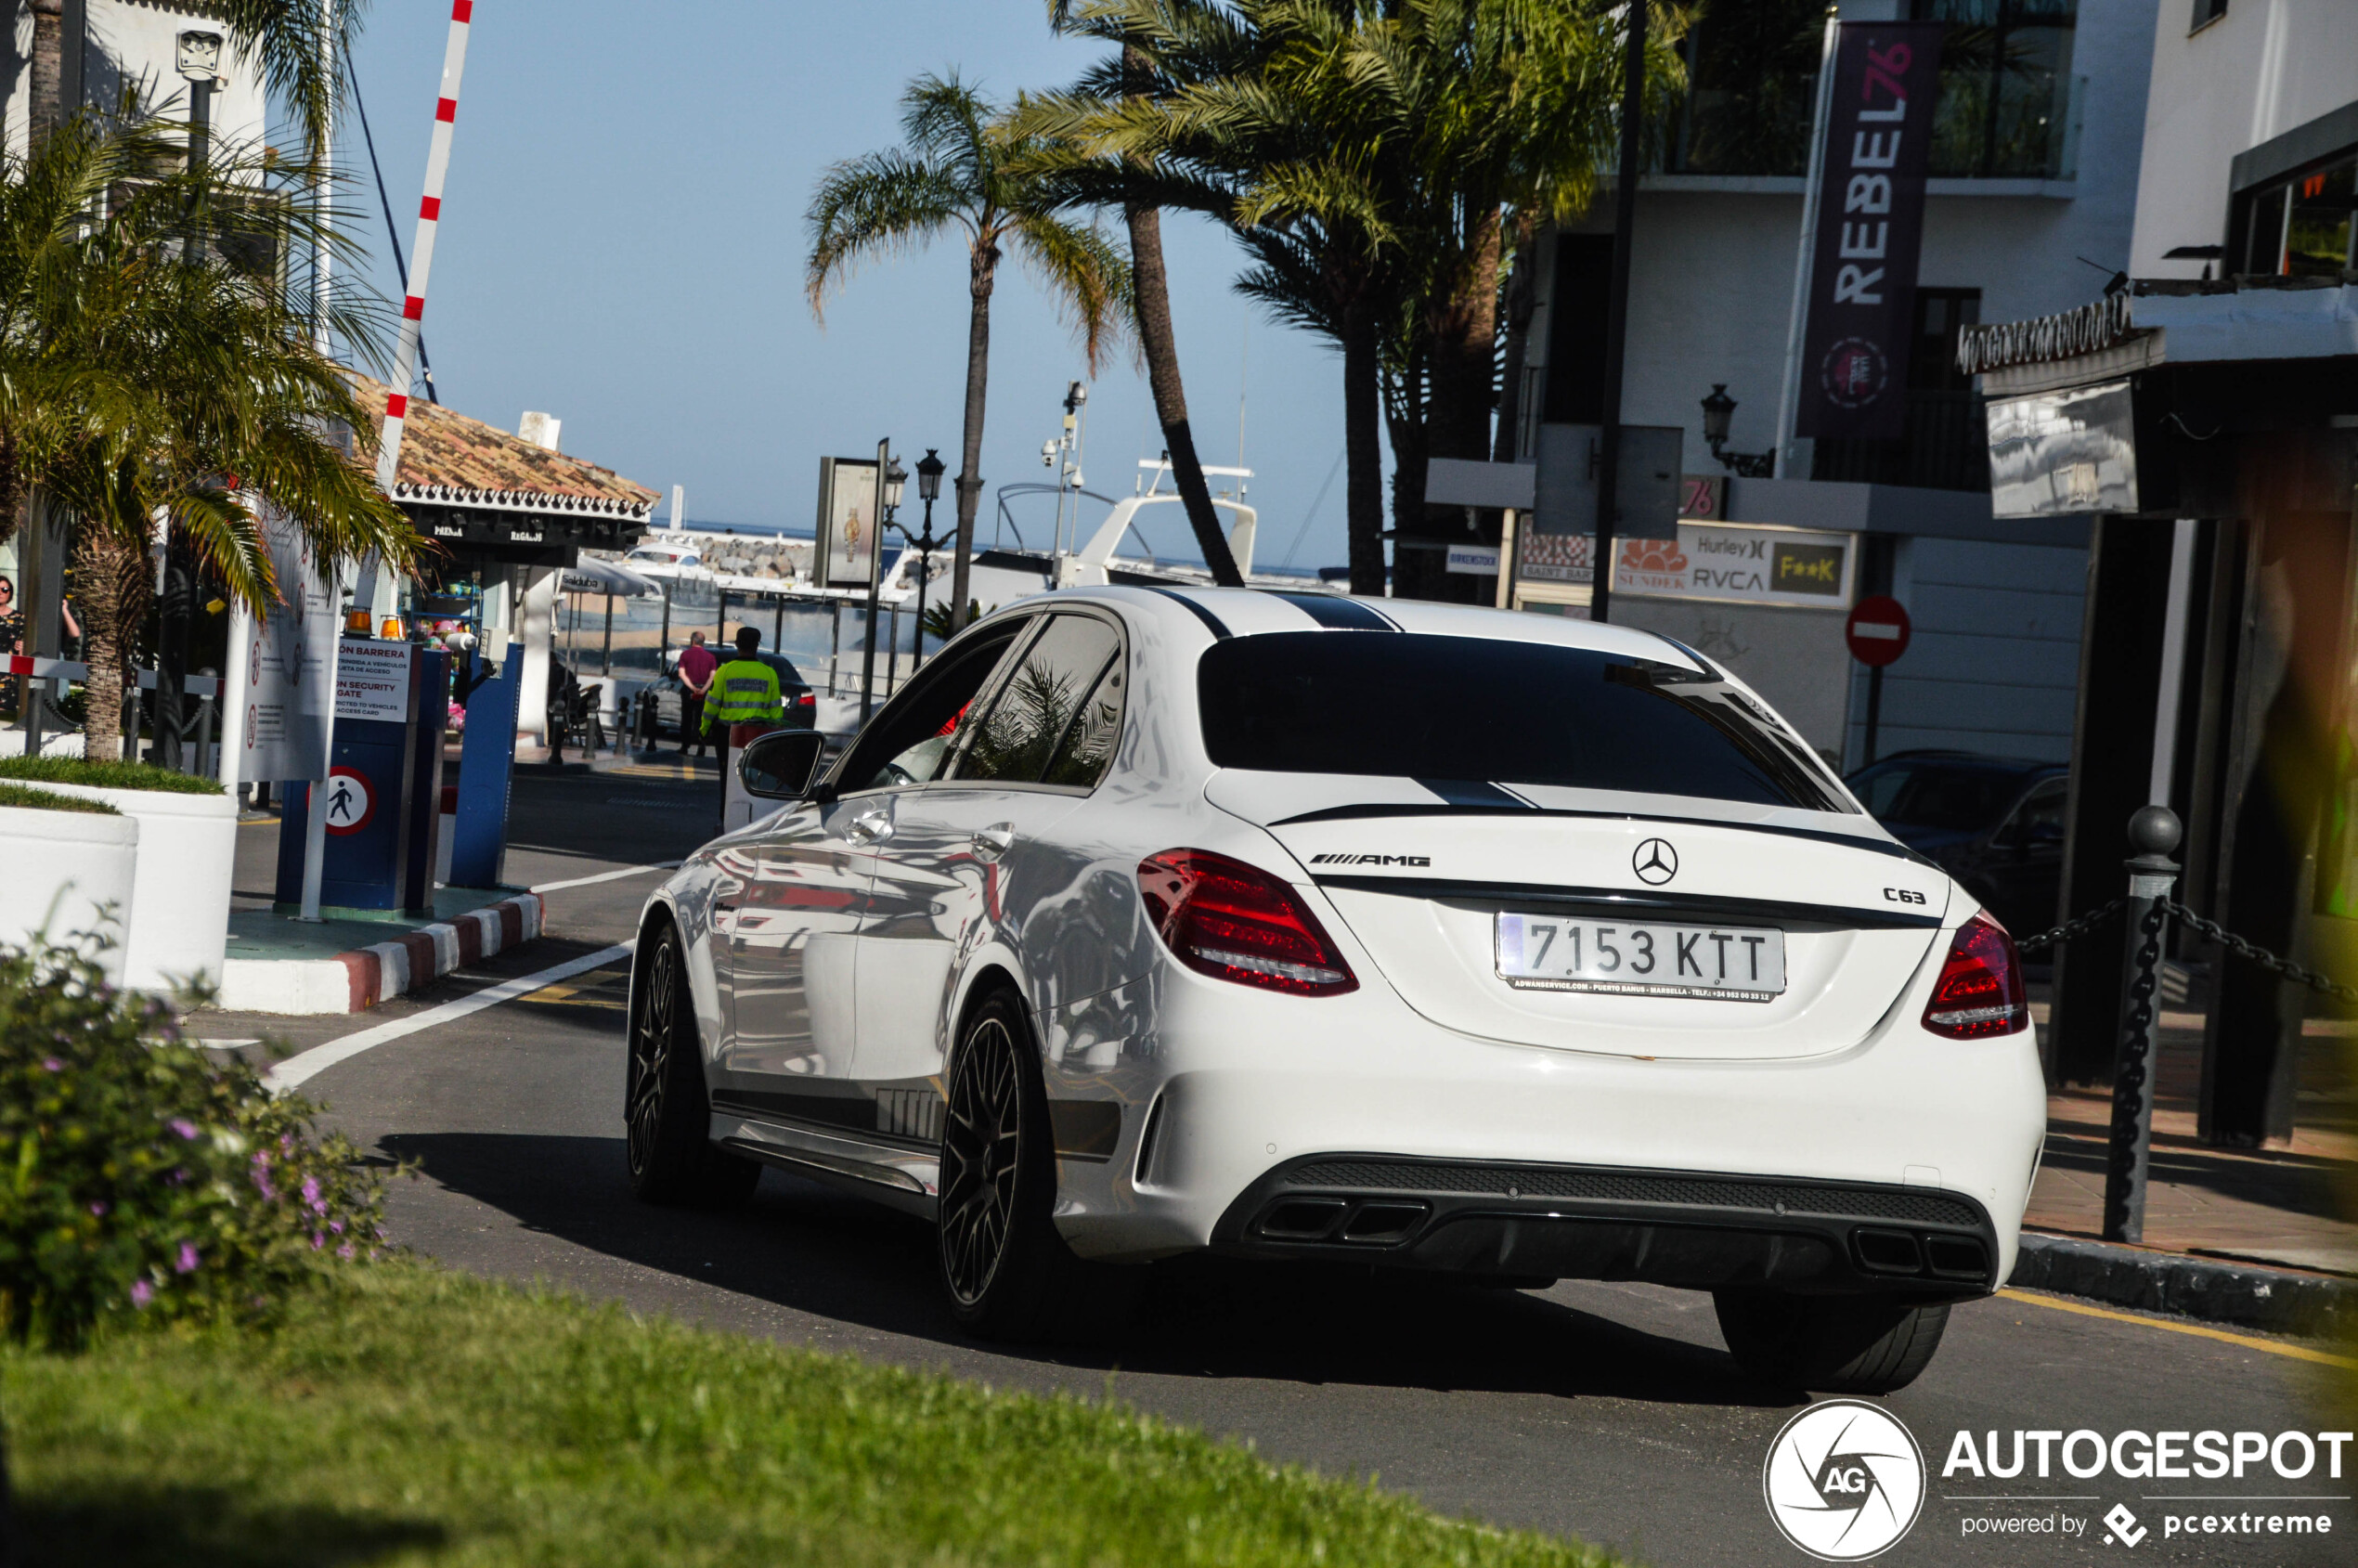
[1762,1399,1925,1561]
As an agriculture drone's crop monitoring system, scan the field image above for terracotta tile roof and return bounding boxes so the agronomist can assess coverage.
[355,375,658,515]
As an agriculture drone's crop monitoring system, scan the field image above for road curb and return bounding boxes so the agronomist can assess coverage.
[217,892,544,1016]
[2010,1232,2355,1339]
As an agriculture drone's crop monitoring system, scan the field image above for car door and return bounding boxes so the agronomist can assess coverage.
[718,617,1037,1128]
[854,610,1130,1116]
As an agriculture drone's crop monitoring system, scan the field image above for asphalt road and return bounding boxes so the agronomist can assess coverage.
[201,767,2353,1568]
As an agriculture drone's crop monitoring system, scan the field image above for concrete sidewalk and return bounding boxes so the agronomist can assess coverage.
[2014,1003,2356,1335]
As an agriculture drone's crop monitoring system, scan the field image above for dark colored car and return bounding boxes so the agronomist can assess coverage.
[1846,751,2068,940]
[635,650,816,742]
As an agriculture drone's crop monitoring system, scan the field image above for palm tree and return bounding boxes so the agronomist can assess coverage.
[1040,2,1244,587]
[807,73,1133,635]
[0,111,414,761]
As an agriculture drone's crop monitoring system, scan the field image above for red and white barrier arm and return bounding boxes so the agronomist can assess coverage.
[373,0,475,492]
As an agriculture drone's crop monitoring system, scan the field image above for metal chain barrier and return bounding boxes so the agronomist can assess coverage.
[2158,897,2358,1004]
[2013,896,2124,954]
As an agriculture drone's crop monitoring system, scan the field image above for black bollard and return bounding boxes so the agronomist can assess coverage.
[2102,805,2183,1243]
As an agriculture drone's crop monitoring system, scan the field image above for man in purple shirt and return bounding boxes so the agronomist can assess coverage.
[676,631,718,758]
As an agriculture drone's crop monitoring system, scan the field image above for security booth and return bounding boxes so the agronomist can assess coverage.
[1963,283,2358,1147]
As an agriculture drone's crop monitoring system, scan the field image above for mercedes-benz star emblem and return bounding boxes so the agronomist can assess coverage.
[1633,837,1678,886]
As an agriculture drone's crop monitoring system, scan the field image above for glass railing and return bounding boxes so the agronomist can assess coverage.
[1658,71,2081,182]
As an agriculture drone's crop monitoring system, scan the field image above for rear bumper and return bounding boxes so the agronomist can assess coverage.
[1211,1154,2000,1297]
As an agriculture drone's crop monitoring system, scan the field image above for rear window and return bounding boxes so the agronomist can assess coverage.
[1198,632,1848,813]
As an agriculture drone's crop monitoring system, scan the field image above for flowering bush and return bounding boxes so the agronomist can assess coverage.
[0,934,389,1349]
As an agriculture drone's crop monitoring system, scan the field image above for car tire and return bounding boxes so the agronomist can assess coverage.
[625,920,760,1207]
[937,988,1136,1342]
[1713,1289,1951,1394]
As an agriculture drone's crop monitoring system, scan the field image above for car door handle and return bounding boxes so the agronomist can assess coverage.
[846,810,894,845]
[971,823,1015,862]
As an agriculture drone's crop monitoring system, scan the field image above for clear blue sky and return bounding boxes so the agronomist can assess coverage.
[340,0,1354,572]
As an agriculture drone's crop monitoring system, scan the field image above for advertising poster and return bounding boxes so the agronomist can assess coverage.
[1614,522,1857,607]
[816,455,882,590]
[238,503,343,783]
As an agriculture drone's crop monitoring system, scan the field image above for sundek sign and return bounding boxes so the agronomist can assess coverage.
[1613,522,1859,610]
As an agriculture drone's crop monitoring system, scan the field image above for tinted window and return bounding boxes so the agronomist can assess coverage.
[1850,760,2034,832]
[1041,654,1125,788]
[955,615,1123,785]
[1198,632,1846,812]
[836,622,1030,792]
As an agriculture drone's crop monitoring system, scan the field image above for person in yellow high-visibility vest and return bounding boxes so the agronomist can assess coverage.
[704,627,784,740]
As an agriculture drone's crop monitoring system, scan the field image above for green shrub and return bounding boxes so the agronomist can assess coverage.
[0,784,118,814]
[0,935,387,1349]
[0,757,223,796]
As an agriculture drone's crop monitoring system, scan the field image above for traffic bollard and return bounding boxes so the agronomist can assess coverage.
[2102,805,2183,1244]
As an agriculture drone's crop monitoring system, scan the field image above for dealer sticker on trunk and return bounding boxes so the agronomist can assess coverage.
[1494,913,1787,1002]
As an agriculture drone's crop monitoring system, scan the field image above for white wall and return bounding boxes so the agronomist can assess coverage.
[2128,0,2358,279]
[2,2,269,159]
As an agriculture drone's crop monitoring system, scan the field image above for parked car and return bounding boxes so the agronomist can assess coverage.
[625,590,2046,1394]
[635,648,815,742]
[1845,751,2067,941]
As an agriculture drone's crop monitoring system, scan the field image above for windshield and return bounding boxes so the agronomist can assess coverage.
[1198,632,1848,812]
[1848,760,2030,831]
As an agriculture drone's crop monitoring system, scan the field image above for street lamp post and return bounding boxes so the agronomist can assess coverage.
[858,445,907,729]
[908,448,946,672]
[1700,384,1776,478]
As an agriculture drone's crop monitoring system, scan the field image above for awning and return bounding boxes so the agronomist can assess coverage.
[562,556,662,597]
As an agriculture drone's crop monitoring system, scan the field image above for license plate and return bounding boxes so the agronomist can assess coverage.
[1494,912,1786,1001]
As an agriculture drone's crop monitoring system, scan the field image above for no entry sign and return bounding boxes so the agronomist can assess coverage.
[1846,595,1912,667]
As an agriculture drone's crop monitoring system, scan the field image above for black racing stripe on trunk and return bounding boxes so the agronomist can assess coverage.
[1266,591,1397,630]
[1312,875,1945,930]
[1270,801,1936,868]
[1412,779,1535,810]
[1147,588,1232,640]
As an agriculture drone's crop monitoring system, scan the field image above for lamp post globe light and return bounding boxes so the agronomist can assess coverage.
[911,448,947,670]
[1700,383,1776,479]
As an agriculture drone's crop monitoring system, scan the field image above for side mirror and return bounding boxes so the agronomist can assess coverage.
[739,729,828,801]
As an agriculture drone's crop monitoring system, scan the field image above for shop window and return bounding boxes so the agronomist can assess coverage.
[2235,155,2356,279]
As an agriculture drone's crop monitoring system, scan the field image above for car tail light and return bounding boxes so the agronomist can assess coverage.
[1923,913,2028,1039]
[794,690,815,708]
[1137,849,1357,996]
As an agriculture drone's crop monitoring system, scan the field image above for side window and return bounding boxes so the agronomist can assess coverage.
[836,621,1033,794]
[1041,650,1125,788]
[952,614,1123,785]
[2015,781,2067,845]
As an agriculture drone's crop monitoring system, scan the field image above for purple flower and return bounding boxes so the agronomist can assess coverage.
[88,1201,108,1218]
[302,1175,325,1215]
[311,1232,325,1251]
[175,1243,200,1275]
[130,1280,153,1307]
[42,1058,61,1072]
[329,1219,344,1236]
[336,1243,355,1260]
[168,1118,199,1141]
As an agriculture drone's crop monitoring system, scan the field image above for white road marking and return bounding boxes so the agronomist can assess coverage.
[264,940,635,1095]
[531,862,681,894]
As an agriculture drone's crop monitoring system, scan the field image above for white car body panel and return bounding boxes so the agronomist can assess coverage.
[636,586,2049,1302]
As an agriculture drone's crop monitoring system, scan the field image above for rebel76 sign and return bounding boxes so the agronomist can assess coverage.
[1794,22,1944,443]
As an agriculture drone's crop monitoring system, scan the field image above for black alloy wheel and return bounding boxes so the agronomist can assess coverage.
[625,921,758,1206]
[939,1006,1027,1310]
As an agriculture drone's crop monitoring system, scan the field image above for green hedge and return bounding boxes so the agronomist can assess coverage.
[0,784,118,814]
[0,757,224,796]
[0,937,386,1349]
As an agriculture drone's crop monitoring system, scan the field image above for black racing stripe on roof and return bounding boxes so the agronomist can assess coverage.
[1265,591,1397,630]
[1147,588,1232,640]
[1270,801,1934,867]
[1412,779,1534,810]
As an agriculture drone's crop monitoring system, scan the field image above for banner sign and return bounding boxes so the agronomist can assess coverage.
[1615,523,1858,609]
[815,456,882,590]
[239,503,343,783]
[1794,21,1943,442]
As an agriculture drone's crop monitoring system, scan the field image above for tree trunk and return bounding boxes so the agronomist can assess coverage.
[1342,303,1385,598]
[1492,210,1540,464]
[1128,200,1243,586]
[1407,204,1505,604]
[946,243,998,636]
[1120,40,1242,588]
[72,525,149,766]
[28,0,65,148]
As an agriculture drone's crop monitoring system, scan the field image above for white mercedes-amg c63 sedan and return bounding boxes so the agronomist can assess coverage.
[625,588,2045,1393]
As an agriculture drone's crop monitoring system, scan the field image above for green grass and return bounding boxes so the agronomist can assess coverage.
[0,756,224,795]
[2,1263,1623,1568]
[0,782,119,814]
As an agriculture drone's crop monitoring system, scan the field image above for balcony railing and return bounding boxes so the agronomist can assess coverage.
[1660,71,2082,182]
[1810,391,1991,493]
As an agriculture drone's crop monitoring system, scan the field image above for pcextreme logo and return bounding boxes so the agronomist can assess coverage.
[1764,1400,1926,1561]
